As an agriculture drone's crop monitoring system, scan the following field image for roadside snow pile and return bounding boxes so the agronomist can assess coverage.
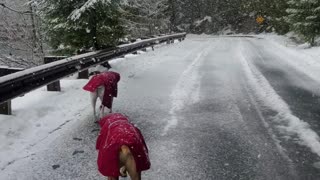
[238,41,320,158]
[258,33,320,57]
[257,33,320,84]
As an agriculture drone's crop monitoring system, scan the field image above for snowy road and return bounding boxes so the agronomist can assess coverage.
[1,35,320,180]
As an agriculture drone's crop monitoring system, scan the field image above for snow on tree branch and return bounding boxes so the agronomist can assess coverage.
[69,0,111,21]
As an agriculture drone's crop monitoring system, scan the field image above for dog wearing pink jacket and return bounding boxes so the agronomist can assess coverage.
[83,71,120,121]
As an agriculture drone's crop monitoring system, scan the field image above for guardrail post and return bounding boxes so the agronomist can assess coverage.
[101,61,112,70]
[44,56,65,91]
[0,101,11,115]
[0,67,23,115]
[47,81,61,91]
[78,70,89,79]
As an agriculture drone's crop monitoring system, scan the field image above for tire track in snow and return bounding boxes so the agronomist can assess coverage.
[238,40,320,159]
[243,77,297,176]
[162,42,215,136]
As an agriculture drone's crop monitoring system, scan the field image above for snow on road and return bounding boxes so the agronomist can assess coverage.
[238,39,320,159]
[257,34,320,86]
[1,35,320,179]
[163,41,213,135]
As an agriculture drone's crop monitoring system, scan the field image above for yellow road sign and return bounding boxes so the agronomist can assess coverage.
[256,16,265,24]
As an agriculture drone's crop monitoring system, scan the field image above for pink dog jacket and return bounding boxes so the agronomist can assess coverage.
[83,71,120,108]
[96,113,151,177]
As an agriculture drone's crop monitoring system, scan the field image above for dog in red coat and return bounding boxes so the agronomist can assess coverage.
[96,113,151,180]
[83,71,120,121]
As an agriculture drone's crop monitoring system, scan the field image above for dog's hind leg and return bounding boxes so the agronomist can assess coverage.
[106,96,113,114]
[90,91,98,121]
[119,145,141,180]
[97,86,105,119]
[100,105,105,120]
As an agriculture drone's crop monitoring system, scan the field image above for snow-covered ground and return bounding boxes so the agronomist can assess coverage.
[0,41,187,179]
[0,43,169,171]
[0,79,89,168]
[238,39,320,157]
[1,34,320,179]
[256,33,320,84]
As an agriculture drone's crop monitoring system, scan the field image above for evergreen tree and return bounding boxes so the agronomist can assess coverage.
[270,0,290,34]
[171,0,245,34]
[287,0,320,45]
[166,0,180,32]
[41,0,124,54]
[241,0,289,34]
[120,0,169,38]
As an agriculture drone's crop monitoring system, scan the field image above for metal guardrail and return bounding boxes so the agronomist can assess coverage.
[0,33,186,104]
[0,67,24,77]
[0,66,24,114]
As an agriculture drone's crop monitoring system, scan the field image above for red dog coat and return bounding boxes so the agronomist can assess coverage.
[96,113,151,177]
[83,71,120,109]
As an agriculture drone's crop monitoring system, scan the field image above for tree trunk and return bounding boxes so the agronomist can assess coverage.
[29,4,37,62]
[310,36,315,47]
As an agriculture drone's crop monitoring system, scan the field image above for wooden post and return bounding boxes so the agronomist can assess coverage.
[44,56,65,91]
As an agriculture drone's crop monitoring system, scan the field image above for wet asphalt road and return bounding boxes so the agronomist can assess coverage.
[139,38,320,180]
[244,39,320,179]
[3,36,320,180]
[142,38,296,180]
